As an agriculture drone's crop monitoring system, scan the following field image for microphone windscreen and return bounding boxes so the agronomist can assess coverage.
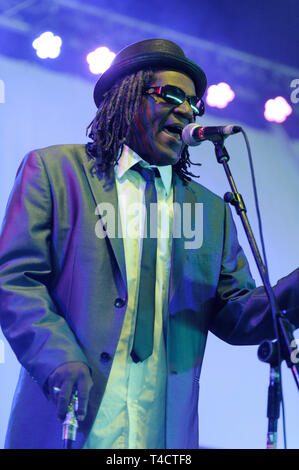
[182,123,200,146]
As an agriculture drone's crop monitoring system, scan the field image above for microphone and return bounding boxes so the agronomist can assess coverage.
[62,391,79,449]
[182,123,242,146]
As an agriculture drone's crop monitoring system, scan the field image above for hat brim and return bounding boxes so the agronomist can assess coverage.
[93,52,207,108]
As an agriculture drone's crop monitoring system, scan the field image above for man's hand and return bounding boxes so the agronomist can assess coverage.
[47,361,93,422]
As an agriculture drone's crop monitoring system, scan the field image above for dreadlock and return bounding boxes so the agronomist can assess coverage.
[86,69,201,184]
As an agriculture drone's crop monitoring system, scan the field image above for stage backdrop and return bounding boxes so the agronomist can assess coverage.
[0,53,298,449]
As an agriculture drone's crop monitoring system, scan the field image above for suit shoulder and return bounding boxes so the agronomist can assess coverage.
[187,177,224,205]
[29,144,87,166]
[15,144,90,184]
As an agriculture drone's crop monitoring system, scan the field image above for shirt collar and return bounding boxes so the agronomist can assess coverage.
[115,145,172,196]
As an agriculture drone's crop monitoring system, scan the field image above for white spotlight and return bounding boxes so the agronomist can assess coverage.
[86,47,116,74]
[32,32,62,59]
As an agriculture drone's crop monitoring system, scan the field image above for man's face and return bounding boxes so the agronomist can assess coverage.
[126,70,197,166]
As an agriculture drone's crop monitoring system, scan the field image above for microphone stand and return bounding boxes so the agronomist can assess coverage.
[257,340,282,448]
[212,138,299,445]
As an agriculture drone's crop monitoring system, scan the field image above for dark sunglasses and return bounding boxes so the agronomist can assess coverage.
[145,85,205,116]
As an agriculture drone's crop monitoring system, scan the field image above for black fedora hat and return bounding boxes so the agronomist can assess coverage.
[93,38,207,107]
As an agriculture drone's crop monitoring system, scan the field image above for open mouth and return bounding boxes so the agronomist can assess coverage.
[162,125,182,140]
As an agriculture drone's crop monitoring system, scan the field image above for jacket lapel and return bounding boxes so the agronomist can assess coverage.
[82,155,198,306]
[168,172,198,305]
[82,156,127,292]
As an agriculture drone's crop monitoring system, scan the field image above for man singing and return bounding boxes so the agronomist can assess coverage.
[0,38,298,449]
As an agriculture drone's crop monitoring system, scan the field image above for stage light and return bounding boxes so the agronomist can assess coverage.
[264,96,293,123]
[32,32,62,59]
[206,82,235,109]
[86,46,116,74]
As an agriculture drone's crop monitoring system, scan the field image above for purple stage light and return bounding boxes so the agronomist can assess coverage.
[86,47,116,74]
[32,32,62,59]
[264,96,293,123]
[206,82,235,109]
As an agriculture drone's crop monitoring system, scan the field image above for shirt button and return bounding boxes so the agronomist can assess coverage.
[100,352,111,363]
[114,297,126,308]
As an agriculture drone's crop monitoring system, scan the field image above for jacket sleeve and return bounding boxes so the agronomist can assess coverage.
[0,151,90,390]
[209,203,299,345]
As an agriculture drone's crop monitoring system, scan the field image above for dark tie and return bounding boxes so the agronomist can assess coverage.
[130,164,159,363]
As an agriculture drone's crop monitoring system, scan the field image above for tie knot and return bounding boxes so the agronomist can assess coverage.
[132,163,159,182]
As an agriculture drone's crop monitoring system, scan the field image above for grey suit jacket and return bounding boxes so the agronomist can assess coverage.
[0,144,298,448]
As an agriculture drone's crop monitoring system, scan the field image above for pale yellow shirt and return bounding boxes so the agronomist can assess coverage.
[83,145,173,449]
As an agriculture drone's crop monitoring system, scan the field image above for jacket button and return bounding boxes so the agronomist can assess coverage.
[100,352,111,363]
[114,297,126,308]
